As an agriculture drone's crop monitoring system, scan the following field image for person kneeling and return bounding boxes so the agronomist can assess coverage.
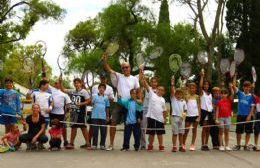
[49,119,62,150]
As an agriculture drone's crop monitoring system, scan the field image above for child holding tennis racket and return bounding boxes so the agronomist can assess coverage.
[140,70,167,152]
[183,82,200,151]
[232,74,255,151]
[199,69,213,151]
[170,77,187,152]
[215,86,234,151]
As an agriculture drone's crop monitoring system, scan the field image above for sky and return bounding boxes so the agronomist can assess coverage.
[22,0,221,76]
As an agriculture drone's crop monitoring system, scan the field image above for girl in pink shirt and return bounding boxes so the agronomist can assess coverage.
[0,125,20,151]
[49,119,62,150]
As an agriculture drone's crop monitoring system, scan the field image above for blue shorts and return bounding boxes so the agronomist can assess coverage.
[0,115,17,125]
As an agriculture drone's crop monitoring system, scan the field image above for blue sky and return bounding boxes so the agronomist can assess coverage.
[21,0,220,76]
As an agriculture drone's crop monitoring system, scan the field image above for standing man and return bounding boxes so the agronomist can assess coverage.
[103,54,140,151]
[49,80,72,147]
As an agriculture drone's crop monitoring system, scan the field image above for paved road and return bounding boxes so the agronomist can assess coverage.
[0,125,259,168]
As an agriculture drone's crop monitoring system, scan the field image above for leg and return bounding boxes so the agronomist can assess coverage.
[70,128,77,144]
[100,120,107,147]
[81,127,90,145]
[109,122,116,147]
[157,135,163,146]
[219,128,224,146]
[133,123,141,150]
[183,122,191,145]
[91,119,99,147]
[148,135,155,147]
[179,134,184,147]
[172,134,177,147]
[140,113,147,148]
[245,133,251,146]
[255,133,259,146]
[123,124,132,149]
[38,135,48,144]
[191,122,198,145]
[63,127,67,143]
[236,133,242,146]
[19,134,32,144]
[224,129,229,146]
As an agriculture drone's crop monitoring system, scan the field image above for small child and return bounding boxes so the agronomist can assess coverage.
[232,75,255,151]
[184,82,200,151]
[171,78,187,152]
[118,89,142,151]
[253,90,260,151]
[140,70,167,152]
[211,87,221,149]
[216,87,234,151]
[91,84,110,150]
[49,119,62,150]
[0,125,20,152]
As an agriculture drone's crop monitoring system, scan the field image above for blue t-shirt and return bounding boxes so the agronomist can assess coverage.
[0,89,21,115]
[237,90,255,116]
[91,94,110,120]
[118,98,142,124]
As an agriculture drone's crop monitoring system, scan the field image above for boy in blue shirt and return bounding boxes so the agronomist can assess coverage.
[118,89,143,151]
[0,77,21,134]
[232,74,255,150]
[91,84,110,150]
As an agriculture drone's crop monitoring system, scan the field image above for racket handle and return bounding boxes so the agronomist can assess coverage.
[96,59,103,68]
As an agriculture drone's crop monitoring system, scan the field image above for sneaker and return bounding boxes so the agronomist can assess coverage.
[63,140,69,147]
[189,144,196,151]
[171,146,177,152]
[120,148,128,152]
[91,146,97,150]
[80,144,91,149]
[140,146,146,150]
[179,146,186,152]
[106,145,114,151]
[213,146,219,150]
[219,146,225,151]
[159,145,165,152]
[225,146,232,151]
[37,143,45,150]
[201,145,209,151]
[100,146,106,150]
[134,148,139,152]
[65,143,74,150]
[244,145,250,151]
[183,144,186,150]
[147,145,153,152]
[232,145,241,151]
[9,145,15,152]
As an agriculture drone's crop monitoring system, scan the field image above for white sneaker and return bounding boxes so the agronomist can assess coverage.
[106,145,113,151]
[219,146,225,151]
[225,146,232,151]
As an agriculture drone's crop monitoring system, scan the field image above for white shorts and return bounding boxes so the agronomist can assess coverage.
[171,116,185,135]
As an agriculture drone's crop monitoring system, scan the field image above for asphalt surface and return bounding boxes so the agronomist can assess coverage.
[0,125,259,168]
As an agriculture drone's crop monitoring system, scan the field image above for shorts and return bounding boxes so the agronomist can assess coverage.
[171,116,184,135]
[111,103,126,124]
[185,116,198,123]
[218,117,231,130]
[49,113,65,128]
[236,115,253,134]
[0,114,17,125]
[146,117,165,135]
[200,109,213,126]
[254,112,260,135]
[70,111,87,128]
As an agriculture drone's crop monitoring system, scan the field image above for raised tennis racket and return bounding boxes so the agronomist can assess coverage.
[197,51,208,72]
[252,66,257,83]
[169,54,182,73]
[57,54,69,78]
[234,49,245,66]
[180,62,192,79]
[139,47,164,69]
[135,53,145,69]
[96,42,119,68]
[229,61,236,78]
[35,40,47,78]
[220,58,230,75]
[82,70,94,95]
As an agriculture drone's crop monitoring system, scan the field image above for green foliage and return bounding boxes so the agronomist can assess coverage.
[158,0,170,25]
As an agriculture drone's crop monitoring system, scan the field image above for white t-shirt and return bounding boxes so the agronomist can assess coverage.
[32,90,53,118]
[143,88,156,112]
[146,91,166,123]
[116,72,139,99]
[200,91,213,112]
[50,86,72,115]
[186,99,199,117]
[171,97,187,117]
[92,84,114,100]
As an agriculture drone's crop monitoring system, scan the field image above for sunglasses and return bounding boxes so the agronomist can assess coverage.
[121,66,129,69]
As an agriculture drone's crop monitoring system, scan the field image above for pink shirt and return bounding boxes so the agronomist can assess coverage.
[6,132,20,144]
[49,128,62,137]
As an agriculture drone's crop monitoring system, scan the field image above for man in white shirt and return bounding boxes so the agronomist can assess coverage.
[49,80,72,147]
[103,53,140,150]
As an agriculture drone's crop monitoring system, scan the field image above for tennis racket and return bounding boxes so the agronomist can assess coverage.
[24,57,34,73]
[82,70,94,94]
[135,53,145,69]
[180,62,192,79]
[197,51,208,72]
[57,54,69,78]
[96,42,119,68]
[252,66,257,83]
[229,61,236,78]
[169,54,182,73]
[220,58,230,75]
[234,49,245,66]
[140,47,164,69]
[35,40,47,78]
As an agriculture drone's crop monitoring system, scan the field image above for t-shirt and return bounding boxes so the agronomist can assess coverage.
[118,98,142,124]
[237,90,255,116]
[0,89,21,115]
[146,91,166,123]
[255,96,260,113]
[200,91,213,112]
[68,89,90,114]
[91,94,110,120]
[92,84,114,100]
[186,94,199,117]
[171,97,187,117]
[6,132,20,144]
[217,99,232,118]
[115,72,139,99]
[31,90,53,118]
[49,127,62,137]
[26,115,46,136]
[143,88,156,112]
[50,86,71,115]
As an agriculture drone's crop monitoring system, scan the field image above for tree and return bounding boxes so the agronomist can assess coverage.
[0,0,65,60]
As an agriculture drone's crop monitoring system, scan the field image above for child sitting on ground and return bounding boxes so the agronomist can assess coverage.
[0,125,20,152]
[49,119,62,150]
[171,77,187,152]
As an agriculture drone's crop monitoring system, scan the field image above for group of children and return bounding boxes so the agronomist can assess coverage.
[0,67,260,153]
